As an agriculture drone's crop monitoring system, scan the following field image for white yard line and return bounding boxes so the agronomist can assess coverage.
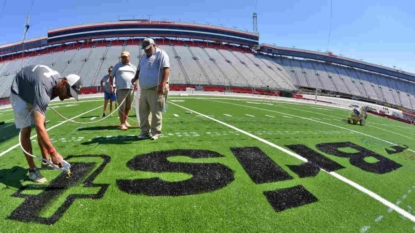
[169,101,415,222]
[209,100,415,153]
[3,118,14,122]
[367,125,414,141]
[370,122,415,137]
[360,184,415,232]
[0,106,101,157]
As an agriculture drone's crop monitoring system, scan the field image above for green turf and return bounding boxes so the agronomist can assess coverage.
[1,96,415,232]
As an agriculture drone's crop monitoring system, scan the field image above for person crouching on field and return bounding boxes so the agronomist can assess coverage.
[10,65,82,183]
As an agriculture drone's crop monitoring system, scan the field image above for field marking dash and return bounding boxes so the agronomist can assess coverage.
[265,115,275,118]
[245,114,255,117]
[209,100,415,154]
[224,114,232,117]
[375,215,383,222]
[283,115,292,118]
[0,106,102,157]
[360,226,370,233]
[90,117,97,121]
[388,208,393,213]
[173,114,179,117]
[403,195,408,199]
[4,124,13,128]
[397,200,402,205]
[168,101,415,223]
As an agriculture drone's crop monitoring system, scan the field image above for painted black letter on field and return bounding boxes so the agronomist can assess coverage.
[264,185,318,212]
[116,149,234,196]
[316,142,402,174]
[385,145,408,155]
[8,155,110,225]
[285,144,344,173]
[231,147,292,184]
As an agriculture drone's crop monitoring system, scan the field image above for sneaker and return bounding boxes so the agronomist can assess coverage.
[29,168,47,184]
[41,160,55,170]
[137,133,151,139]
[151,134,160,140]
[125,122,131,128]
[120,124,128,130]
[102,113,106,117]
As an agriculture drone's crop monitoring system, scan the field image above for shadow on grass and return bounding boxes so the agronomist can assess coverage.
[78,114,137,119]
[0,166,27,189]
[81,135,149,145]
[0,123,20,144]
[77,125,140,131]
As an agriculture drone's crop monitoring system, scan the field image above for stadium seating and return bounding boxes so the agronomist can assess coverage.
[2,37,415,111]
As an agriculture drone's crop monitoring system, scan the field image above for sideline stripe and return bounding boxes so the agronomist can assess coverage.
[210,100,415,153]
[169,101,415,223]
[0,106,101,157]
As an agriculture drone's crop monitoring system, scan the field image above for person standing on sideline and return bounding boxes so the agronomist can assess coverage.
[109,51,137,130]
[131,38,170,140]
[100,66,116,117]
[10,64,83,183]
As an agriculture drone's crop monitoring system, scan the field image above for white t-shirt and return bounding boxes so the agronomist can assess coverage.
[138,48,170,89]
[111,62,137,90]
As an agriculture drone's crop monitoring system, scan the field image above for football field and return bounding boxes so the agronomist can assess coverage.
[1,95,415,232]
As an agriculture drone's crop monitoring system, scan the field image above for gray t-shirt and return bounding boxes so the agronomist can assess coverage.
[10,65,61,115]
[101,74,112,93]
[111,62,137,90]
[138,47,170,89]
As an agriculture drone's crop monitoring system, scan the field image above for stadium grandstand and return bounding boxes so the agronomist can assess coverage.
[1,18,415,112]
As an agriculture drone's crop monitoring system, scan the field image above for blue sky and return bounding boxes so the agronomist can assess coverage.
[1,0,414,73]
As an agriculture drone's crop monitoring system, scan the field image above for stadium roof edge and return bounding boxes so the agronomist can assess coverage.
[48,20,259,37]
[0,36,47,49]
[259,43,415,80]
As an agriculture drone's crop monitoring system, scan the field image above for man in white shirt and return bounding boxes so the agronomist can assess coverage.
[110,51,137,130]
[132,38,170,140]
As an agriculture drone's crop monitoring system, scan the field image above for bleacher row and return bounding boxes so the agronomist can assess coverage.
[279,57,415,109]
[0,39,296,98]
[1,38,415,110]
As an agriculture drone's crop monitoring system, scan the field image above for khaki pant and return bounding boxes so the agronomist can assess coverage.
[139,85,168,135]
[116,89,134,112]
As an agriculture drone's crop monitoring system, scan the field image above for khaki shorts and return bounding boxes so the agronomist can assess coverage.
[10,93,36,129]
[116,89,134,112]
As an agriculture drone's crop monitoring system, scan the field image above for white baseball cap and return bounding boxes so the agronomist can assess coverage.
[142,38,155,50]
[64,74,82,100]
